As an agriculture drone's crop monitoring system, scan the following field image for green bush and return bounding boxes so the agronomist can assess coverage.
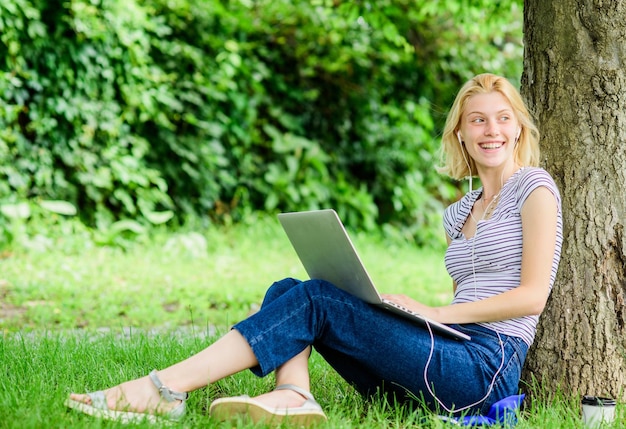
[0,0,523,248]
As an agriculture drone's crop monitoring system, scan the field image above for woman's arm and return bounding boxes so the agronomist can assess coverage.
[383,186,559,324]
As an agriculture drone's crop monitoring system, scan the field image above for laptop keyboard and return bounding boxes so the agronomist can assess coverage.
[382,298,420,315]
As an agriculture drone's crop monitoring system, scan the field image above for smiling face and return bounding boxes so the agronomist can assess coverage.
[457,91,520,174]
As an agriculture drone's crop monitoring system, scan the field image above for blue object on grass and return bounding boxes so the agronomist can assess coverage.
[438,394,525,427]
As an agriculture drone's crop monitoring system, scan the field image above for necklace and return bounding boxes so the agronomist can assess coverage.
[480,192,500,220]
[469,191,500,225]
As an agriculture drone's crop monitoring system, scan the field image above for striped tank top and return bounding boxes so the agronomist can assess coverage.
[443,167,563,346]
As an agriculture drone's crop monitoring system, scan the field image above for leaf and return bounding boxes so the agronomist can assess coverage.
[38,200,77,216]
[143,210,174,225]
[108,220,146,235]
[0,202,31,219]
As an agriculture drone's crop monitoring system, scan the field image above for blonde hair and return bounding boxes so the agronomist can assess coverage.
[438,73,540,180]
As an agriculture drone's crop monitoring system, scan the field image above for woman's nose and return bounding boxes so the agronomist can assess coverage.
[484,121,500,136]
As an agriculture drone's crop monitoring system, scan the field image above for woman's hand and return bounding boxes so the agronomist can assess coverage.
[381,294,441,321]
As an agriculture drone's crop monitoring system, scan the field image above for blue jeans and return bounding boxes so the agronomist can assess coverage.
[233,278,528,416]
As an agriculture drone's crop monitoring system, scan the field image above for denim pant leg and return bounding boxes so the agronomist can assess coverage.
[233,278,528,416]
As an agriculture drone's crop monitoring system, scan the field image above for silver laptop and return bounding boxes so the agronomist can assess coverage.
[278,209,470,341]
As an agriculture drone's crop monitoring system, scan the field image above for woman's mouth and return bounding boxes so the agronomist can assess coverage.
[479,142,504,150]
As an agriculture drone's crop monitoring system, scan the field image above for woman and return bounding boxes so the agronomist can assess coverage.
[66,73,563,425]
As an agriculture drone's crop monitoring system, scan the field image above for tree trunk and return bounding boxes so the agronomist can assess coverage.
[521,0,626,400]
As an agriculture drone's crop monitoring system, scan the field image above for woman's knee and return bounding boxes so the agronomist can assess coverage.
[261,277,303,306]
[261,278,352,314]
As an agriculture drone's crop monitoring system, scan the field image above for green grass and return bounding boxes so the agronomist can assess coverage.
[0,217,623,427]
[0,216,452,331]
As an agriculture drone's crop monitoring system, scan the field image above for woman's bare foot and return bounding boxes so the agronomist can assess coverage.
[252,387,309,410]
[68,375,182,416]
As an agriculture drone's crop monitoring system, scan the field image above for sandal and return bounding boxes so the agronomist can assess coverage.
[65,370,188,423]
[209,384,327,426]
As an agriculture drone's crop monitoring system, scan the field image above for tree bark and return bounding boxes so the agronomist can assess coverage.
[521,0,626,400]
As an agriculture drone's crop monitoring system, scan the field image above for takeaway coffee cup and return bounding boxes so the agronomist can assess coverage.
[581,396,616,427]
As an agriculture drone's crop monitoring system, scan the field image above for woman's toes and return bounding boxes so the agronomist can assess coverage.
[69,393,92,405]
[67,377,178,415]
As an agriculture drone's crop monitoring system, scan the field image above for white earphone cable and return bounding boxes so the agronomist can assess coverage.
[424,136,508,413]
[423,322,505,414]
[457,132,473,193]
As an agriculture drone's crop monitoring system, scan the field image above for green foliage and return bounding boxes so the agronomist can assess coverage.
[0,0,174,229]
[0,0,523,247]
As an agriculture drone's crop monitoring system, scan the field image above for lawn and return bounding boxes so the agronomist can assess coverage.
[0,216,452,332]
[0,216,621,427]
